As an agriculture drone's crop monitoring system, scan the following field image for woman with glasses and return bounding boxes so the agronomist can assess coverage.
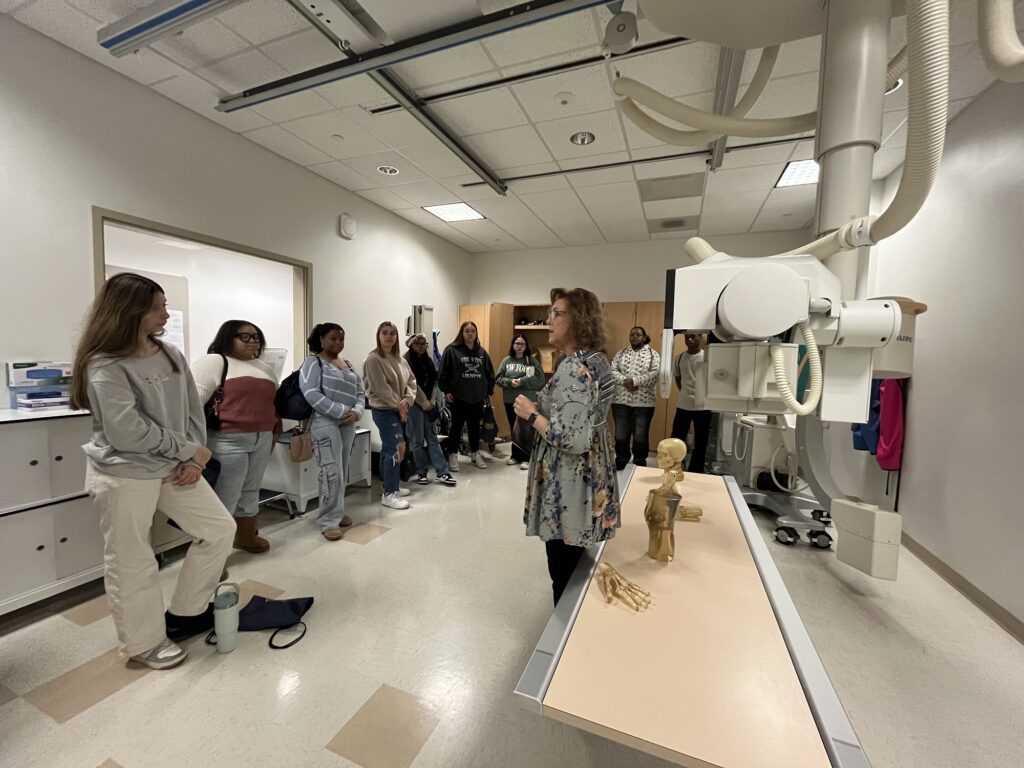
[193,320,280,554]
[495,335,545,469]
[403,333,457,486]
[514,289,620,606]
[301,323,365,540]
[610,326,661,470]
[438,321,496,471]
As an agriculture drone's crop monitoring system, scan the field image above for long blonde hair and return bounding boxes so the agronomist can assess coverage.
[374,321,401,358]
[70,273,177,410]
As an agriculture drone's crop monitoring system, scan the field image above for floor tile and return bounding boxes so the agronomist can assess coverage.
[97,760,123,768]
[326,684,440,768]
[342,522,391,545]
[23,649,149,724]
[237,579,284,608]
[0,682,17,707]
[62,595,111,627]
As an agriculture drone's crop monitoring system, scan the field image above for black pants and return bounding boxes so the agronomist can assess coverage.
[671,408,713,473]
[503,402,530,462]
[611,404,655,470]
[445,399,483,456]
[545,539,586,606]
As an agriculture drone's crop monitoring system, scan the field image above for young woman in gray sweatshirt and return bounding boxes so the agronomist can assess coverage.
[71,273,235,671]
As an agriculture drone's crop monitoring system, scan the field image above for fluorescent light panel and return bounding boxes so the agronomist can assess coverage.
[158,239,203,250]
[776,159,820,187]
[423,203,484,222]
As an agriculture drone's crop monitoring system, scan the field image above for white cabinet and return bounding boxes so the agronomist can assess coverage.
[262,428,371,513]
[47,417,90,499]
[53,496,106,580]
[0,422,52,510]
[0,505,58,604]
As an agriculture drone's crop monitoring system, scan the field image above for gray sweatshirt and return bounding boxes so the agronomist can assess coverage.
[83,344,206,479]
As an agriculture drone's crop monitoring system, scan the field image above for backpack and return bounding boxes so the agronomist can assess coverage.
[275,356,323,421]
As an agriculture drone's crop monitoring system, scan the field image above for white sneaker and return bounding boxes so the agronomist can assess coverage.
[381,492,410,510]
[506,457,518,465]
[130,638,187,670]
[471,452,487,469]
[396,487,411,497]
[449,454,460,472]
[520,462,530,470]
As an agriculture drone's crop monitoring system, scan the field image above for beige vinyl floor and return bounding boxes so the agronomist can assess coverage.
[1,450,1022,768]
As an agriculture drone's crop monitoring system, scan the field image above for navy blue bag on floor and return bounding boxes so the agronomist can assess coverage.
[239,595,314,649]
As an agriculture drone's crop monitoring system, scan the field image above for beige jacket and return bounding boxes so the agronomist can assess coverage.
[363,352,416,411]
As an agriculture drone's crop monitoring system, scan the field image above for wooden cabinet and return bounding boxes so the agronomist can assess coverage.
[457,302,515,437]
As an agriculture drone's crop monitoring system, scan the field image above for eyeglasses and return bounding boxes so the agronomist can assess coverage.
[235,333,261,343]
[547,307,568,319]
[413,339,427,345]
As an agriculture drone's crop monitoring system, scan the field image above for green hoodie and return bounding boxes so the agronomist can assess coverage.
[495,354,545,403]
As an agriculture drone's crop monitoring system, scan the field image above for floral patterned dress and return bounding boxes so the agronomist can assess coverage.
[524,349,620,547]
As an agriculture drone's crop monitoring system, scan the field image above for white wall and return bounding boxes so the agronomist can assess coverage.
[467,231,811,305]
[0,18,472,407]
[845,81,1024,623]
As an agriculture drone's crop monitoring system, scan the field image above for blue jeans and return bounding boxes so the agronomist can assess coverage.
[310,414,356,530]
[207,431,273,518]
[372,408,405,494]
[407,404,449,477]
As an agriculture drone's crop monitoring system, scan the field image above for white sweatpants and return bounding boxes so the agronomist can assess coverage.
[86,465,236,657]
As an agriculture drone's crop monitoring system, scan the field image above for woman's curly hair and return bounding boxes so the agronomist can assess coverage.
[550,287,607,352]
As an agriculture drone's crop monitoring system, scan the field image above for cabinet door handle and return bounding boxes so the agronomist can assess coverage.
[54,455,64,462]
[36,544,46,551]
[59,536,69,543]
[29,459,39,466]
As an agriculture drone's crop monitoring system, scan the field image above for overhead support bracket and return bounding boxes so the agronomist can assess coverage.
[708,47,746,171]
[217,0,609,113]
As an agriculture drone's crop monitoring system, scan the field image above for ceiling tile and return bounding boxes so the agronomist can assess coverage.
[517,189,604,245]
[720,143,795,170]
[575,181,640,208]
[634,155,708,180]
[598,216,651,243]
[642,197,702,219]
[390,43,496,91]
[63,0,147,23]
[316,76,389,109]
[217,0,309,45]
[705,164,785,195]
[872,147,905,181]
[392,207,487,251]
[430,88,530,135]
[565,153,634,188]
[651,228,698,240]
[242,125,334,166]
[535,109,626,160]
[613,41,719,97]
[752,208,814,232]
[511,64,615,123]
[502,161,569,194]
[278,110,386,159]
[447,219,525,251]
[356,188,409,210]
[388,180,461,208]
[441,176,504,202]
[790,139,815,161]
[150,19,247,69]
[700,209,759,236]
[464,125,553,168]
[343,151,428,186]
[251,90,335,124]
[739,35,821,85]
[763,185,817,211]
[947,97,974,123]
[261,29,345,75]
[399,143,473,179]
[341,107,436,149]
[16,0,185,86]
[482,12,599,67]
[308,161,377,190]
[746,72,820,119]
[470,197,563,249]
[152,72,270,133]
[632,12,677,45]
[195,49,287,94]
[948,42,996,102]
[701,190,770,216]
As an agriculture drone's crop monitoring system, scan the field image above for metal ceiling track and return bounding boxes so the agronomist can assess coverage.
[218,0,610,113]
[708,47,746,171]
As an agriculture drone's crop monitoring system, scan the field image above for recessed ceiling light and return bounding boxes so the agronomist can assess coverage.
[885,77,904,95]
[776,159,820,187]
[423,203,485,222]
[158,239,202,250]
[569,131,595,145]
[377,165,400,176]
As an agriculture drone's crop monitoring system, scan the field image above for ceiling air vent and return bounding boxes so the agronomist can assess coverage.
[646,216,699,235]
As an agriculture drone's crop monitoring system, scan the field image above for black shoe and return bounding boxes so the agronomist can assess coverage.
[165,604,214,642]
[416,475,430,485]
[436,473,457,486]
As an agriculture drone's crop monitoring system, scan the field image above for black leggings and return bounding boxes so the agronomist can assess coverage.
[545,539,586,606]
[445,399,483,456]
[671,408,713,473]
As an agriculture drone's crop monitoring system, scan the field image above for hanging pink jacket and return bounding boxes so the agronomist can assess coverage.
[876,379,905,470]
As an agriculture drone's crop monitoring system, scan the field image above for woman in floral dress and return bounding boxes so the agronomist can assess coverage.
[514,287,620,606]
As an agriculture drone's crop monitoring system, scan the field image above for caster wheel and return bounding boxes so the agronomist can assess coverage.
[775,526,798,545]
[811,509,832,525]
[810,531,834,549]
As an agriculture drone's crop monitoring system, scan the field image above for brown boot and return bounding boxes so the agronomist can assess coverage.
[233,516,269,553]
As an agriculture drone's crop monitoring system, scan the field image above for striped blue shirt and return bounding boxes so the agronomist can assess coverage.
[300,355,365,421]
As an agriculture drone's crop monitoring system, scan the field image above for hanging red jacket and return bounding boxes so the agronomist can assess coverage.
[876,379,906,471]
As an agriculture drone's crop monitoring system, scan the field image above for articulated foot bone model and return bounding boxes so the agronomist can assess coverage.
[597,562,652,612]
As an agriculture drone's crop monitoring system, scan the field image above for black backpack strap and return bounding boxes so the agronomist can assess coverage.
[269,622,306,649]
